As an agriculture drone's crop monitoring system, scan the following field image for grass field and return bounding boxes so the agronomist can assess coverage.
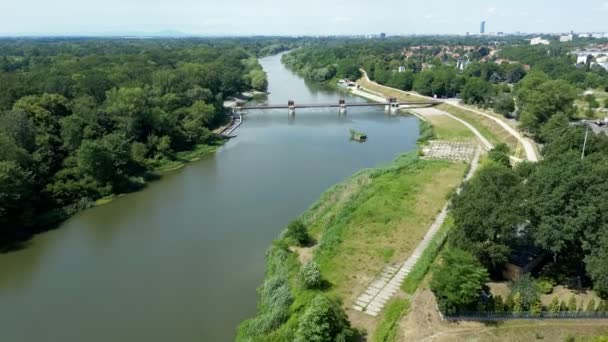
[419,112,477,142]
[373,298,411,342]
[437,104,522,153]
[357,76,428,102]
[302,153,467,306]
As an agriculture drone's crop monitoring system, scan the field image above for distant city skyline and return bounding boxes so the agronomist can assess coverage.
[1,0,607,36]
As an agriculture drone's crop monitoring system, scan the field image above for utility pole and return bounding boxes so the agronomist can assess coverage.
[581,121,589,160]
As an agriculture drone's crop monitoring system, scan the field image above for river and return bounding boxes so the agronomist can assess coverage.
[0,53,419,341]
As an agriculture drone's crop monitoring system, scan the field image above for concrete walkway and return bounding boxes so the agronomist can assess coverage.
[353,149,481,316]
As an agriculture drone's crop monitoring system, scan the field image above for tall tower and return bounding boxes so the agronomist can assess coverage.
[480,21,486,34]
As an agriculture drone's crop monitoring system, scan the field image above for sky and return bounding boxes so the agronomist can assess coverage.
[1,0,607,36]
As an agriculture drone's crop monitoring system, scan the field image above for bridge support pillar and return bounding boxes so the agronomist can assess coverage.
[288,100,295,115]
[390,103,400,114]
[338,99,347,114]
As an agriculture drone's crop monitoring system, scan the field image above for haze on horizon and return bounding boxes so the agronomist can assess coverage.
[2,0,607,36]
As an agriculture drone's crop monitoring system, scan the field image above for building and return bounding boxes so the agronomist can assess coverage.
[530,37,550,45]
[398,66,406,73]
[559,34,573,42]
[480,21,486,34]
[577,55,590,64]
[380,32,386,39]
[456,57,470,70]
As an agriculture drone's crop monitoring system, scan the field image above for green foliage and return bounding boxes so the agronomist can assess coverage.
[494,295,505,313]
[530,299,542,316]
[373,299,410,342]
[548,296,561,312]
[493,92,515,116]
[416,120,435,144]
[286,219,310,246]
[0,38,281,245]
[568,294,578,312]
[512,292,523,314]
[537,279,554,294]
[431,248,489,314]
[299,261,323,289]
[488,143,511,168]
[294,294,352,342]
[461,77,494,105]
[450,164,524,270]
[587,298,597,312]
[510,274,541,311]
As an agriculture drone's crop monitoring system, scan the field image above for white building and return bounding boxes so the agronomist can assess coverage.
[577,55,590,64]
[559,34,573,42]
[398,66,406,73]
[578,33,591,38]
[592,33,606,39]
[530,37,550,45]
[456,57,470,70]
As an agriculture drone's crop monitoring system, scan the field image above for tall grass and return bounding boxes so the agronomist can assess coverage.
[373,298,411,342]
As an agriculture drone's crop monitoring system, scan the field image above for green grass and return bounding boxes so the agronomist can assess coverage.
[401,216,453,294]
[373,298,411,342]
[304,153,467,301]
[438,104,520,152]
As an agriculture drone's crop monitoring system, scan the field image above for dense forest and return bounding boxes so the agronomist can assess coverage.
[0,38,296,247]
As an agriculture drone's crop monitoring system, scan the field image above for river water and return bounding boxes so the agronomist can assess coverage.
[0,53,419,341]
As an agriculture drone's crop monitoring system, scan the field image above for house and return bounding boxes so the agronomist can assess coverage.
[398,66,406,73]
[577,55,591,65]
[559,34,573,42]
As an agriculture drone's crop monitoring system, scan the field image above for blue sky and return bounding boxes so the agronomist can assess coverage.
[1,0,607,36]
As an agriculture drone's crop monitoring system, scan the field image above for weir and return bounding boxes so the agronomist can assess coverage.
[234,98,438,114]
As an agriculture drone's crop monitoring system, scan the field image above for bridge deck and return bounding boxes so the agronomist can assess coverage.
[237,101,438,110]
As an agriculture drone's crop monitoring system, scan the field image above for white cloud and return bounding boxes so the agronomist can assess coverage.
[486,7,497,15]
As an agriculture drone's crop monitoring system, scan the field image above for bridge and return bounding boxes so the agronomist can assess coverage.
[234,98,439,114]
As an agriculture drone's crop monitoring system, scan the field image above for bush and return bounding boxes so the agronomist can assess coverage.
[530,299,542,316]
[494,295,505,313]
[299,261,323,289]
[294,294,353,342]
[568,294,578,311]
[548,296,560,313]
[512,292,523,314]
[510,274,540,310]
[586,298,597,312]
[286,219,310,246]
[417,120,435,144]
[537,279,554,294]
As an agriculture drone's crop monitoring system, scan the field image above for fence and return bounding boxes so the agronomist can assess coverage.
[443,311,608,322]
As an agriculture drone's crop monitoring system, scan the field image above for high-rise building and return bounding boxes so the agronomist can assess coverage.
[380,32,386,39]
[480,21,486,34]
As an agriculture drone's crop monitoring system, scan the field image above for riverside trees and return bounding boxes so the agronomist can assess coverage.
[0,38,277,247]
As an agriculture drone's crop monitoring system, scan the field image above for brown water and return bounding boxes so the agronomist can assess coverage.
[0,52,419,342]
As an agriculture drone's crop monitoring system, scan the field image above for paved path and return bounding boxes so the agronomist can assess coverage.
[353,149,481,316]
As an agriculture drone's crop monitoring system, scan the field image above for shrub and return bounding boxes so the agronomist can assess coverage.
[537,279,554,294]
[567,294,578,312]
[286,219,310,246]
[598,300,607,313]
[299,261,323,289]
[504,294,514,312]
[530,299,542,317]
[510,274,540,310]
[548,296,561,313]
[586,298,597,312]
[494,295,505,313]
[294,294,353,342]
[512,292,523,314]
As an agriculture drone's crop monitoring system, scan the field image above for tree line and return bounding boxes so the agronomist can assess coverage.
[0,38,292,247]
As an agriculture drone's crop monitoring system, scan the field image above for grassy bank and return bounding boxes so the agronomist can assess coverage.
[373,298,411,342]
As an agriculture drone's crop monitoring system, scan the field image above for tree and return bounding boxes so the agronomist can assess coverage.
[430,248,489,314]
[568,295,578,312]
[493,93,515,116]
[0,161,32,241]
[548,296,561,313]
[586,298,597,312]
[530,299,542,317]
[286,219,310,246]
[494,295,505,313]
[299,261,323,289]
[586,234,608,298]
[248,69,268,91]
[461,78,493,105]
[450,164,524,271]
[511,274,541,311]
[488,143,511,168]
[294,294,352,342]
[512,292,523,314]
